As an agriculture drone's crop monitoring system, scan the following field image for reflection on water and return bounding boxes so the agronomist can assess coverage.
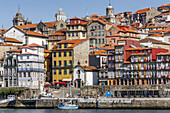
[0,109,169,113]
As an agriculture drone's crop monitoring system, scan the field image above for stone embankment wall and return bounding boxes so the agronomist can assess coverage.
[0,98,170,109]
[81,85,170,97]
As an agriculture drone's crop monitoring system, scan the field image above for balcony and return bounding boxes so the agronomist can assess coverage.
[18,68,45,72]
[52,65,73,68]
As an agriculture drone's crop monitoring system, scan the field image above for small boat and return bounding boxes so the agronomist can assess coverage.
[58,101,79,109]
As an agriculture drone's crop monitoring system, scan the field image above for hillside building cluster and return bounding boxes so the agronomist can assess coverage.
[0,3,169,90]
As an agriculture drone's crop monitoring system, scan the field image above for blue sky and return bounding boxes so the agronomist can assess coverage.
[0,0,169,28]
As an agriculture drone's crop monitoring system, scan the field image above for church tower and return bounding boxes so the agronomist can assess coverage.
[105,0,115,23]
[55,8,67,22]
[13,7,25,26]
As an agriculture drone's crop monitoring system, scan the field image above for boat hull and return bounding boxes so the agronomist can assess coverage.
[58,105,79,109]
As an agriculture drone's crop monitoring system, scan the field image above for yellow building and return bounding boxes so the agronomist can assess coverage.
[44,49,52,82]
[52,39,89,83]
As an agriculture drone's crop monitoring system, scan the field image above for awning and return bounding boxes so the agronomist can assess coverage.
[44,85,52,87]
[62,79,71,81]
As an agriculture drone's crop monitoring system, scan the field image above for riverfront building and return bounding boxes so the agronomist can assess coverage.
[17,43,45,91]
[52,39,89,83]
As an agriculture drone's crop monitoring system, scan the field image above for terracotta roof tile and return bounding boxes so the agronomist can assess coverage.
[4,37,22,43]
[158,4,170,8]
[52,39,87,50]
[44,49,52,53]
[131,53,150,56]
[49,32,65,36]
[78,65,97,71]
[17,24,38,29]
[100,45,115,50]
[25,31,47,37]
[134,8,150,15]
[7,49,21,53]
[150,34,164,37]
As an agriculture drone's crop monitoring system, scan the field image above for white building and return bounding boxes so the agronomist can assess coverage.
[55,8,67,22]
[17,43,45,91]
[73,65,98,88]
[3,26,48,47]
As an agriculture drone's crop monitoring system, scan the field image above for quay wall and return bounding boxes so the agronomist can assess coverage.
[0,98,170,109]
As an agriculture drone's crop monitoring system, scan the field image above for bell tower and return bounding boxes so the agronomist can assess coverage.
[105,0,115,23]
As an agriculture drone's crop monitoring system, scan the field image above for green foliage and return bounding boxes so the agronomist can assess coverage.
[0,88,25,94]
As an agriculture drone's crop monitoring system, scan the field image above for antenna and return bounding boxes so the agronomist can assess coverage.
[109,0,111,6]
[18,4,20,11]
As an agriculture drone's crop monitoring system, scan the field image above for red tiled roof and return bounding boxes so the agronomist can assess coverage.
[44,49,52,53]
[4,37,22,43]
[49,32,65,36]
[17,23,38,29]
[7,49,21,53]
[70,17,82,20]
[100,45,115,50]
[158,4,170,8]
[78,65,97,71]
[0,29,8,34]
[134,8,150,15]
[90,50,107,55]
[20,52,34,55]
[44,21,58,28]
[150,34,164,37]
[52,39,87,50]
[26,31,47,37]
[57,28,67,32]
[148,29,165,33]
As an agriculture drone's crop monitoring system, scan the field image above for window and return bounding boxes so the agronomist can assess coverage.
[102,39,104,44]
[76,32,78,36]
[69,60,72,65]
[21,56,23,60]
[54,70,56,75]
[129,50,131,53]
[72,26,74,29]
[68,33,70,37]
[27,56,29,59]
[91,26,93,30]
[98,25,101,29]
[64,52,67,57]
[59,70,62,75]
[95,26,97,29]
[109,32,112,36]
[59,44,61,48]
[95,32,97,36]
[64,44,67,48]
[72,33,74,36]
[83,33,85,37]
[58,52,61,57]
[54,52,56,57]
[59,61,61,66]
[99,39,101,44]
[68,26,70,30]
[98,32,101,36]
[54,61,56,66]
[64,60,67,66]
[112,39,115,43]
[102,31,104,36]
[24,72,26,77]
[91,32,93,36]
[25,49,27,52]
[69,69,72,74]
[52,42,54,45]
[64,69,67,75]
[69,51,72,56]
[169,38,170,42]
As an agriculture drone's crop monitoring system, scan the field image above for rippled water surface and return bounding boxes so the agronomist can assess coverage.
[0,109,169,113]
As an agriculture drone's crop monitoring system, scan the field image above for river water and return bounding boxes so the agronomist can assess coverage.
[0,109,169,113]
